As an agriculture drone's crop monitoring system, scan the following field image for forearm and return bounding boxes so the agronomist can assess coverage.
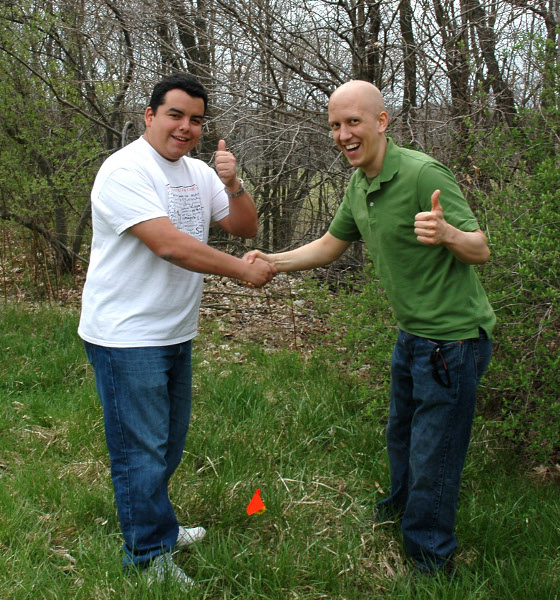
[225,190,258,238]
[267,233,350,272]
[163,235,251,279]
[130,217,252,281]
[443,227,490,264]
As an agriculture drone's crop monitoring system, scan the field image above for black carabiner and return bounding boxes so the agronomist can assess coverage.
[430,346,451,388]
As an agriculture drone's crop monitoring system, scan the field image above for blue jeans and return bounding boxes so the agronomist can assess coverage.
[83,341,193,567]
[377,329,492,573]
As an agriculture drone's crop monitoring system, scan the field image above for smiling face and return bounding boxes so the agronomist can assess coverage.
[143,88,205,162]
[328,81,389,178]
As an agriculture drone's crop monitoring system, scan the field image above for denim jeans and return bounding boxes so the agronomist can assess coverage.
[83,340,193,567]
[376,328,492,573]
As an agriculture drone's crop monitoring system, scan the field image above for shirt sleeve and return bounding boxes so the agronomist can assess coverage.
[208,168,230,224]
[328,185,363,242]
[417,162,480,232]
[95,168,168,236]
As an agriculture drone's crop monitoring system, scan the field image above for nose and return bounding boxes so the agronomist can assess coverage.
[178,117,191,132]
[338,123,352,142]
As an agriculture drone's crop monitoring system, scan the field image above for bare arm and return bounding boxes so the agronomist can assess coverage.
[129,217,275,287]
[438,228,490,264]
[215,185,258,238]
[414,189,490,264]
[244,232,351,272]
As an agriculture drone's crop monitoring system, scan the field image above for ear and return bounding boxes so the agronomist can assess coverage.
[377,111,389,133]
[144,106,154,128]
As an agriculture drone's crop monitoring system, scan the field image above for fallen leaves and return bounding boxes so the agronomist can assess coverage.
[200,274,326,352]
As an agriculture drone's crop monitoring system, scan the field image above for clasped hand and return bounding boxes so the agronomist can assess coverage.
[240,255,276,288]
[240,251,274,288]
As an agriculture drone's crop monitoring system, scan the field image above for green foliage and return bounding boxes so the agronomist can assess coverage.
[474,154,560,464]
[0,5,105,279]
[452,83,560,464]
[0,55,102,213]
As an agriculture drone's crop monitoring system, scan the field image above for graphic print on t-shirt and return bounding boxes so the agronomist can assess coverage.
[167,184,204,241]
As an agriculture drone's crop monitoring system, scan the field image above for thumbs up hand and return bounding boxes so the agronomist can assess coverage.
[414,189,449,246]
[215,139,238,188]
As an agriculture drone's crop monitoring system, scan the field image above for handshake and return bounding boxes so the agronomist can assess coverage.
[239,250,275,289]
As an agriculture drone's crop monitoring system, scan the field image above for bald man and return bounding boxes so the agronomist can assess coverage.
[245,80,495,576]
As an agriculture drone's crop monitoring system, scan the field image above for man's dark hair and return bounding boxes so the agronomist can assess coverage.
[148,73,208,114]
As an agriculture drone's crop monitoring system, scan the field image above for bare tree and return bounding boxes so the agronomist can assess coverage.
[1,0,557,282]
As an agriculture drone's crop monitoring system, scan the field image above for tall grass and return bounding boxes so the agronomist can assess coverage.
[1,304,558,599]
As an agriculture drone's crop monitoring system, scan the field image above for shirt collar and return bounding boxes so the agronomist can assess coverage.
[355,137,400,192]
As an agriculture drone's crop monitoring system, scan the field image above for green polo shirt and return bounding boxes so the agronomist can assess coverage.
[329,138,495,340]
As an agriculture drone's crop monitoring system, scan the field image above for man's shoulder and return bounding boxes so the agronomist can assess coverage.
[390,141,457,187]
[393,142,438,167]
[98,138,150,173]
[92,138,161,197]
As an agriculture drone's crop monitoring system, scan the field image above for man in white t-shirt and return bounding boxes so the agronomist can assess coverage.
[78,73,275,589]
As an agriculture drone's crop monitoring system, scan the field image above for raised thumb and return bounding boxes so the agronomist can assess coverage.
[431,189,442,212]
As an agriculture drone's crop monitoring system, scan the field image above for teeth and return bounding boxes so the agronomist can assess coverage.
[346,144,359,151]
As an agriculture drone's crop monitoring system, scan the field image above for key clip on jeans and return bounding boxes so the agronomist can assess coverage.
[430,345,451,388]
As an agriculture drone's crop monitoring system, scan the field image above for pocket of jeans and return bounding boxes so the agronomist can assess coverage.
[426,339,464,389]
[473,333,492,382]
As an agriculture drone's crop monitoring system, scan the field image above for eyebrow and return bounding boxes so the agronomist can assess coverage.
[166,107,204,119]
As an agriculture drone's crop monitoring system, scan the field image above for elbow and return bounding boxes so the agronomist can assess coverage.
[242,225,258,239]
[477,238,491,264]
[241,216,259,238]
[150,240,181,262]
[230,220,258,239]
[473,230,490,264]
[469,247,489,265]
[463,248,489,265]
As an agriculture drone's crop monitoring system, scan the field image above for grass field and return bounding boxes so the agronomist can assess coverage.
[1,303,559,599]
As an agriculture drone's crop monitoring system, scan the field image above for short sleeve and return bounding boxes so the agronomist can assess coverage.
[417,162,480,232]
[95,168,168,235]
[208,171,230,224]
[328,189,362,242]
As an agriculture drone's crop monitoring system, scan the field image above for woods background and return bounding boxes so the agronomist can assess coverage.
[0,0,558,464]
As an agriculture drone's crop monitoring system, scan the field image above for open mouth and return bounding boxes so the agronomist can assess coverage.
[345,143,360,154]
[172,135,190,144]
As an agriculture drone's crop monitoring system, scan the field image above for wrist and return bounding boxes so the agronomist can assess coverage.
[239,258,252,280]
[225,178,245,198]
[267,254,286,271]
[442,222,458,246]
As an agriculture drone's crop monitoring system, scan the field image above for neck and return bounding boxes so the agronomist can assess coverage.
[363,136,388,179]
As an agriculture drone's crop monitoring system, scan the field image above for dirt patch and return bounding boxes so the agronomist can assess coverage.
[199,273,329,352]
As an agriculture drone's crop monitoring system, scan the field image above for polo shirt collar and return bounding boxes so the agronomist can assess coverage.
[355,137,400,192]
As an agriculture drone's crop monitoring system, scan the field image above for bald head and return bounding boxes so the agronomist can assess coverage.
[329,80,386,116]
[327,80,389,178]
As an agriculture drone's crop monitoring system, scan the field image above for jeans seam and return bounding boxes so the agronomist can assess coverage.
[106,350,134,550]
[422,335,465,558]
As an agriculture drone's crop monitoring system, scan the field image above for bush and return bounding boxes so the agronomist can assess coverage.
[476,155,560,464]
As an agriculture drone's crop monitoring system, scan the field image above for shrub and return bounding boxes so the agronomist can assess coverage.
[476,155,560,464]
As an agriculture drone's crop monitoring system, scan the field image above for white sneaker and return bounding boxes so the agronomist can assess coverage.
[176,525,206,548]
[146,552,195,591]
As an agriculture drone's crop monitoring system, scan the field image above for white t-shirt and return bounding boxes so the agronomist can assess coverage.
[78,137,229,347]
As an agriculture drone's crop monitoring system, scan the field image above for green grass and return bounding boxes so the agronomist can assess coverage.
[1,305,559,599]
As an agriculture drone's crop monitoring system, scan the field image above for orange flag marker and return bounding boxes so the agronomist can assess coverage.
[247,488,266,515]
